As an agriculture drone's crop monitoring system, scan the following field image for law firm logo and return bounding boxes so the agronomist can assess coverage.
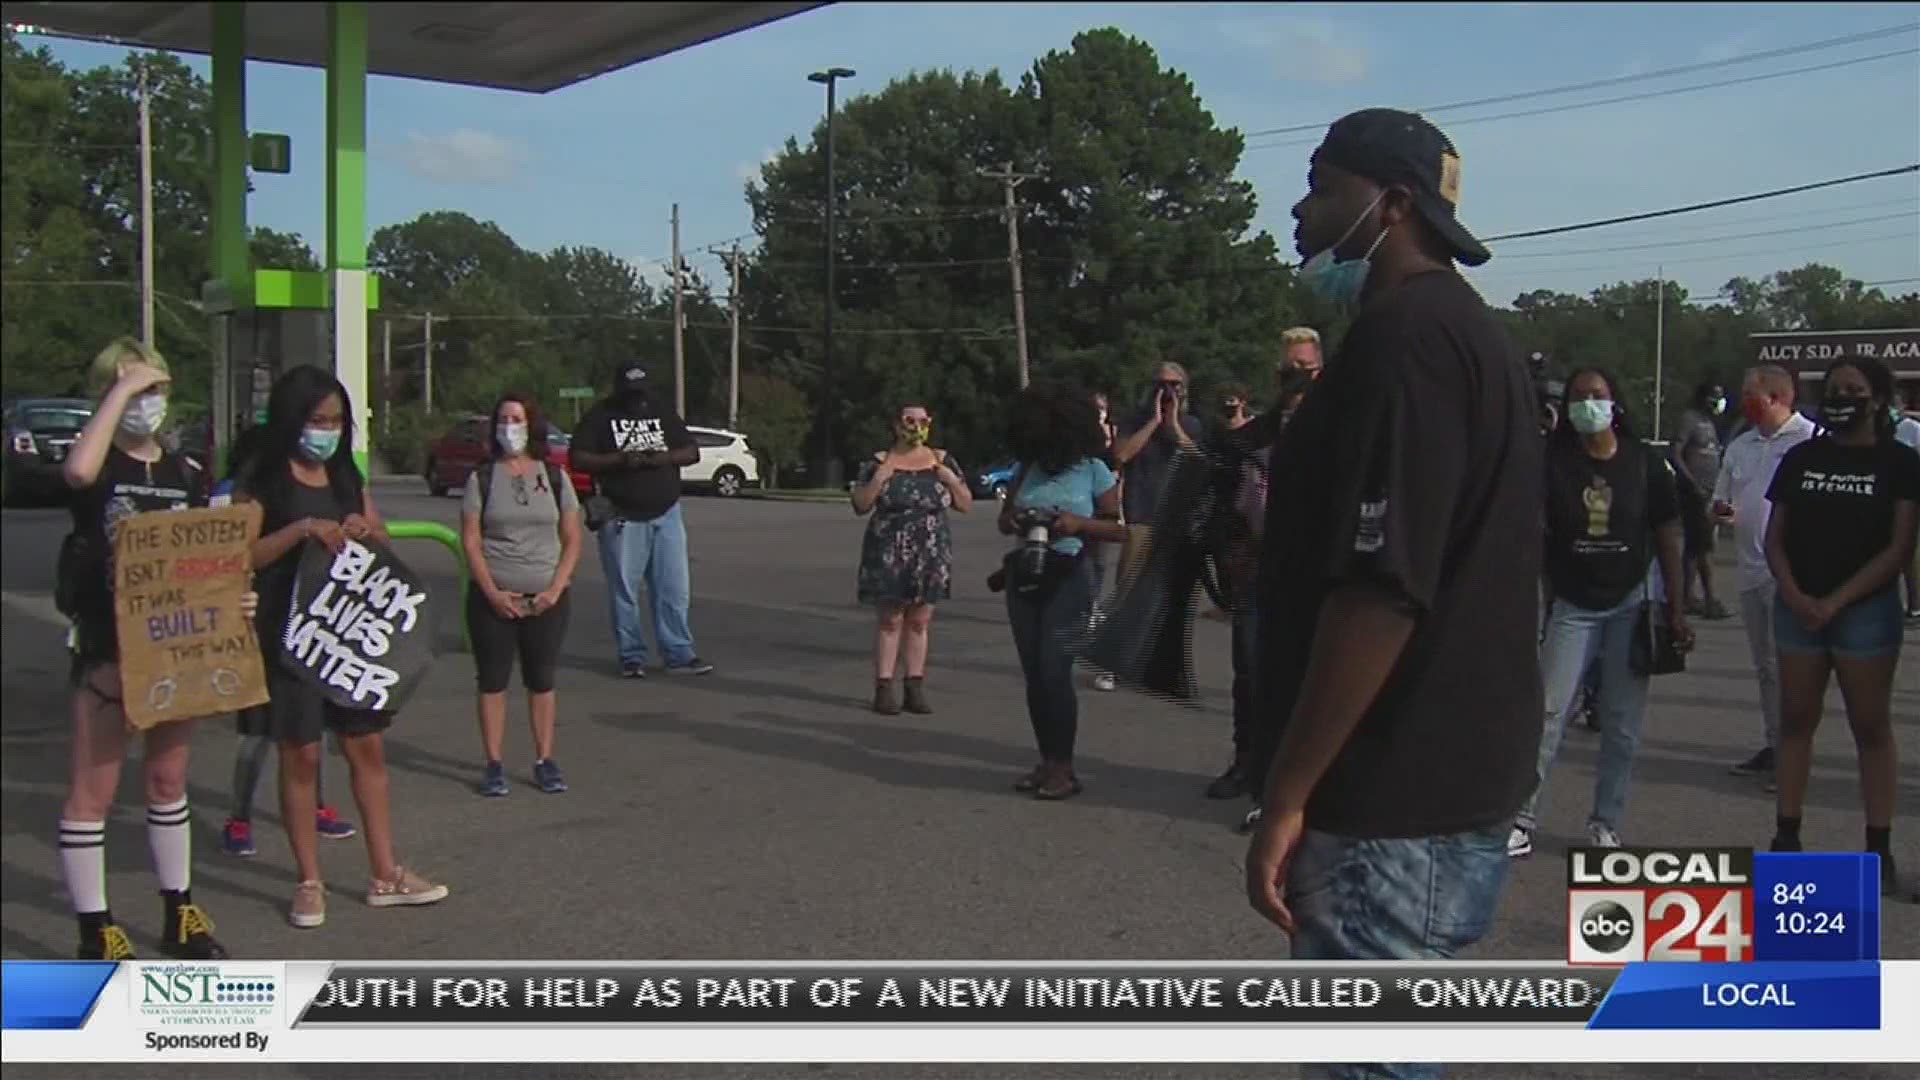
[132,963,281,1028]
[1566,847,1755,964]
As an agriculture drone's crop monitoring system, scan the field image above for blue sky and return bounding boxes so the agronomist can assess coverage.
[23,2,1920,308]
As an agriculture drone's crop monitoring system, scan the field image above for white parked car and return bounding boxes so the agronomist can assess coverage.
[682,426,760,497]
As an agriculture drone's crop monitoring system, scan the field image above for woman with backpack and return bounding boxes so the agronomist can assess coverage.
[460,393,583,797]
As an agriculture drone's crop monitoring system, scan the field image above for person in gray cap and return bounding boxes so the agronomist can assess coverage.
[570,364,713,678]
[1241,110,1541,1077]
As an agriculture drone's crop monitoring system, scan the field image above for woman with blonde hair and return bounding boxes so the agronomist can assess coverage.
[851,402,973,714]
[56,337,257,959]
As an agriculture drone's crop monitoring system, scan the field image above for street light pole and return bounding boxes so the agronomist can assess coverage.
[808,66,854,489]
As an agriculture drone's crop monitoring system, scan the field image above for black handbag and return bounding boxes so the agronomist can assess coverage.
[1630,597,1687,677]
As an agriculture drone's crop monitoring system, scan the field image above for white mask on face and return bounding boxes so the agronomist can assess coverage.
[120,393,168,437]
[497,422,529,455]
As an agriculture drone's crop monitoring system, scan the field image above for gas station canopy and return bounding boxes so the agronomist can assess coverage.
[6,1,826,92]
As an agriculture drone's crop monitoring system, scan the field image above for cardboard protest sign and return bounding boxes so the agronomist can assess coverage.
[112,504,270,730]
[280,538,435,712]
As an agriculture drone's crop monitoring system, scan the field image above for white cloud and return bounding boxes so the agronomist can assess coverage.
[389,129,527,184]
[733,147,781,184]
[1244,15,1371,85]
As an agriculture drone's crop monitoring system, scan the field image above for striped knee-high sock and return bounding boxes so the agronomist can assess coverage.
[58,819,109,920]
[146,799,191,894]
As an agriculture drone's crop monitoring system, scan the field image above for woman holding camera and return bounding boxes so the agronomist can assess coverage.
[1509,368,1691,859]
[852,403,972,715]
[999,382,1126,800]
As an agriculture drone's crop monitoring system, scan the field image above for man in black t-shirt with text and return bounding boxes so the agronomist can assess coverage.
[1243,111,1542,1032]
[572,365,714,678]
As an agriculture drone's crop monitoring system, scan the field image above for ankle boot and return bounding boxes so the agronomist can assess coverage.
[903,677,932,715]
[872,679,900,716]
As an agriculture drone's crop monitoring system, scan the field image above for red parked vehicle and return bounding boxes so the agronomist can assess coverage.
[423,415,592,498]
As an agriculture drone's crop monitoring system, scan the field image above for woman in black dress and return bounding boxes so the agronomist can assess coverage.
[57,338,251,959]
[851,403,973,714]
[1765,356,1919,898]
[237,366,448,929]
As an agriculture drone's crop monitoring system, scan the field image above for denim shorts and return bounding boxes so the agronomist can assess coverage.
[1773,586,1904,660]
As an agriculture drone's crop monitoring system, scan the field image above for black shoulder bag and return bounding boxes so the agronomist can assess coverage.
[1630,454,1688,677]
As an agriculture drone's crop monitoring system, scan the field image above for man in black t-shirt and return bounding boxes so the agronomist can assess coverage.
[572,365,713,678]
[1243,111,1542,998]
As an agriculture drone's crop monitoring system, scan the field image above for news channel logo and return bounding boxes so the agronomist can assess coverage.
[1567,890,1648,964]
[132,964,281,1028]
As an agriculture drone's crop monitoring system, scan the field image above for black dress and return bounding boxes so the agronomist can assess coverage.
[855,455,959,607]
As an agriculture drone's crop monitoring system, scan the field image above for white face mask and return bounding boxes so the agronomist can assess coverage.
[120,393,168,437]
[497,422,529,455]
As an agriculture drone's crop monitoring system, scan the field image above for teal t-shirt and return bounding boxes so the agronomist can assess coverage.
[1011,457,1117,555]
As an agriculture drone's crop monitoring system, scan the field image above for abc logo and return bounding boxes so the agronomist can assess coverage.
[1578,900,1636,954]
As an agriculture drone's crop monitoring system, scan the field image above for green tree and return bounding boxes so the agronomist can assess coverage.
[734,372,811,488]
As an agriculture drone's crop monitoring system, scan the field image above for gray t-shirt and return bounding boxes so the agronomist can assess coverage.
[462,462,580,594]
[1116,407,1207,524]
[1671,408,1721,495]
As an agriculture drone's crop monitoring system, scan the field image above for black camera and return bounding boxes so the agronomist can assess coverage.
[987,507,1059,594]
[1529,352,1564,436]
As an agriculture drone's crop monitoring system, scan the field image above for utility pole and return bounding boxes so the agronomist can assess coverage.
[381,318,392,436]
[808,67,855,488]
[727,242,742,430]
[671,203,686,417]
[137,65,155,347]
[981,162,1034,387]
[1654,265,1666,440]
[422,313,435,415]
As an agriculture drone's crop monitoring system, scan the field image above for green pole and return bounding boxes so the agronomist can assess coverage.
[210,2,249,473]
[386,520,471,653]
[326,2,372,482]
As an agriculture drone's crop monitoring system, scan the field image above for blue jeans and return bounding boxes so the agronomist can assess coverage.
[1006,557,1093,761]
[1288,823,1511,1080]
[1517,591,1650,833]
[1774,585,1904,659]
[596,504,697,668]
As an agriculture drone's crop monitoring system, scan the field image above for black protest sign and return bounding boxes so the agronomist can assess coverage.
[280,538,434,711]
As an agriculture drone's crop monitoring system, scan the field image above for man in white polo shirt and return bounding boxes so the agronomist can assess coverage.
[1715,364,1818,789]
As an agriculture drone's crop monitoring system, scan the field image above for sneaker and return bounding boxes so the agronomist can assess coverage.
[289,880,327,929]
[1729,748,1774,777]
[161,900,228,960]
[620,663,647,679]
[222,818,257,857]
[478,761,509,798]
[1769,832,1804,853]
[316,805,357,840]
[1205,758,1251,801]
[1701,599,1733,621]
[367,866,449,909]
[533,758,568,794]
[1587,822,1623,849]
[1507,826,1534,858]
[1093,673,1116,692]
[77,922,137,960]
[666,657,715,676]
[1013,763,1046,793]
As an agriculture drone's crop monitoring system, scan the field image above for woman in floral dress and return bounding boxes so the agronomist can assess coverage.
[851,403,973,715]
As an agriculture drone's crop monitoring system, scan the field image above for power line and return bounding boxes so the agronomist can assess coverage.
[1489,195,1920,244]
[1467,231,1920,280]
[1246,47,1920,151]
[1481,165,1920,242]
[1491,211,1917,260]
[1241,22,1920,139]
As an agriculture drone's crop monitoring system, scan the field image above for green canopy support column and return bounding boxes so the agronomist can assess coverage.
[208,1,249,468]
[326,1,371,479]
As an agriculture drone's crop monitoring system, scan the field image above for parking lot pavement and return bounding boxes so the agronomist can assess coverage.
[2,485,1914,1078]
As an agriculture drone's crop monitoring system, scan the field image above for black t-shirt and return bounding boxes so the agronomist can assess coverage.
[1543,437,1679,612]
[1257,271,1543,840]
[574,396,696,521]
[240,471,359,662]
[67,445,208,625]
[1767,435,1920,599]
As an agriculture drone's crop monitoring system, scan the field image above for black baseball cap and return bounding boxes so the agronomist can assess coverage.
[1313,108,1491,267]
[614,364,649,394]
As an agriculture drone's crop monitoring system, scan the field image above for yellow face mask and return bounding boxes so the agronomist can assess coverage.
[902,420,931,446]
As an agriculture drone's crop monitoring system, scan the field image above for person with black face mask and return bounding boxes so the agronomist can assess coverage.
[571,365,712,679]
[1764,357,1919,900]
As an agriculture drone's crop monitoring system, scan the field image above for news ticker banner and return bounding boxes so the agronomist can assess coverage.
[4,961,1914,1064]
[1566,849,1880,964]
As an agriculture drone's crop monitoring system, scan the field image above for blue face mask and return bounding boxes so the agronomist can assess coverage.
[299,426,342,462]
[1568,399,1615,436]
[1299,193,1389,305]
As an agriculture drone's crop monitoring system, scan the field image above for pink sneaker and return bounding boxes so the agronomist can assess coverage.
[367,866,448,908]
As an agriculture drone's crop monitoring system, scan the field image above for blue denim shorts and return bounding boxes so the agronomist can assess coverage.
[1773,586,1904,660]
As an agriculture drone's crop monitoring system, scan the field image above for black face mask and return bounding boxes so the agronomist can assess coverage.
[621,390,650,409]
[1822,394,1870,431]
[1278,367,1313,397]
